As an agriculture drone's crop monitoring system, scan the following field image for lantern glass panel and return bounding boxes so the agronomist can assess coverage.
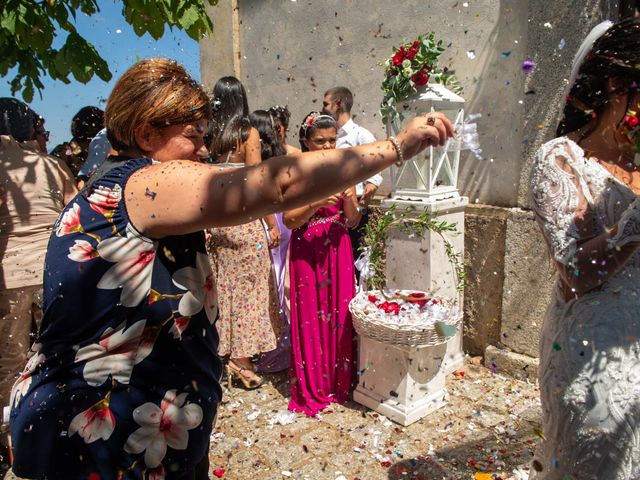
[386,84,464,201]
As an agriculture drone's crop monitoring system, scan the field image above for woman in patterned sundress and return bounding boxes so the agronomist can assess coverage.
[207,77,281,389]
[7,57,453,479]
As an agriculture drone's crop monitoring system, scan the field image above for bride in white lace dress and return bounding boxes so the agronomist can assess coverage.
[530,18,640,480]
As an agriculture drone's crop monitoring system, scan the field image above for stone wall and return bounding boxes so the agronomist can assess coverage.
[200,0,622,378]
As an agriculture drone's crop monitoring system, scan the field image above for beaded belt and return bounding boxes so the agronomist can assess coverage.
[307,213,348,229]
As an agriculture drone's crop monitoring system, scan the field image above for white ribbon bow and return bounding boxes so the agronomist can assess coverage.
[354,247,374,292]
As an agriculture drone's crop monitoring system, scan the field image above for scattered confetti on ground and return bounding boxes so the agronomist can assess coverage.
[204,360,541,480]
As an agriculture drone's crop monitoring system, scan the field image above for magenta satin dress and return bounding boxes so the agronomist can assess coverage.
[288,200,357,416]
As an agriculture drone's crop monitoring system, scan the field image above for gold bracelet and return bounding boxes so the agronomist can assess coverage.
[387,136,404,167]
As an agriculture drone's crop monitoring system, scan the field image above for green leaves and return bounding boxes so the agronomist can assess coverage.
[364,204,465,293]
[1,0,217,102]
[122,0,214,41]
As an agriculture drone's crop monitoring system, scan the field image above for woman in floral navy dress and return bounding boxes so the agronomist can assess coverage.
[8,58,454,479]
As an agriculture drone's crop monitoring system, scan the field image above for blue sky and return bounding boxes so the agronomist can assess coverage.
[1,0,201,149]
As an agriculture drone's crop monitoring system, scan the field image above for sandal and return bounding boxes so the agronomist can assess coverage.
[226,360,263,390]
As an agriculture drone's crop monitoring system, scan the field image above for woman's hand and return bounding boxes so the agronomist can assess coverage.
[267,224,280,249]
[312,195,340,210]
[396,112,455,160]
[341,188,357,202]
[341,187,361,228]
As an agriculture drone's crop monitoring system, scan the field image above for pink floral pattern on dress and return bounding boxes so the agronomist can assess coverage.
[172,252,217,324]
[9,158,220,477]
[97,223,157,307]
[68,393,116,444]
[88,184,121,219]
[124,389,203,468]
[74,319,147,386]
[10,349,44,408]
[56,202,82,236]
[169,317,190,340]
[67,239,98,262]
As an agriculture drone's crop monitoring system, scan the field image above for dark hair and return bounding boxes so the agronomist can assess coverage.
[71,106,104,141]
[298,112,338,152]
[0,97,37,142]
[325,86,354,113]
[209,76,251,158]
[268,105,291,130]
[558,18,640,138]
[249,110,286,160]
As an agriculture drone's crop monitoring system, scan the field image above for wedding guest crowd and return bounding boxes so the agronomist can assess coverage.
[0,54,446,478]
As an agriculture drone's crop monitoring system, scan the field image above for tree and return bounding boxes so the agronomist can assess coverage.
[0,0,217,102]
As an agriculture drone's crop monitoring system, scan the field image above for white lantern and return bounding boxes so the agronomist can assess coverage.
[387,83,464,203]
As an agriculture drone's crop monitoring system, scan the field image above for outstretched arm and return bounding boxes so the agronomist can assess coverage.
[126,114,454,238]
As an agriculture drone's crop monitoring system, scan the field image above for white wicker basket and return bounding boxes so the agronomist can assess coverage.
[349,289,461,347]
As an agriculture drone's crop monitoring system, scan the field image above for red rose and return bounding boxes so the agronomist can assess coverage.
[412,41,420,49]
[407,47,418,60]
[408,292,426,298]
[625,115,639,129]
[378,301,400,315]
[412,70,429,86]
[367,294,379,303]
[392,47,406,66]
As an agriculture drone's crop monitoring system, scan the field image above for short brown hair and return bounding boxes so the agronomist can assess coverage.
[105,58,211,151]
[324,86,353,113]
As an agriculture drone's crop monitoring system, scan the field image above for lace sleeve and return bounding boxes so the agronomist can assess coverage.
[530,139,586,266]
[607,197,640,249]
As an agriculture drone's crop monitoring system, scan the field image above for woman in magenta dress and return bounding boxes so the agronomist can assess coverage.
[284,113,362,416]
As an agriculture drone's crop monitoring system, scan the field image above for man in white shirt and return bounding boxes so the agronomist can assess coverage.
[322,87,382,280]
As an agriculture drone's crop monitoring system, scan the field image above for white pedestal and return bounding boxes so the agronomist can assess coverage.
[353,335,449,426]
[380,196,468,373]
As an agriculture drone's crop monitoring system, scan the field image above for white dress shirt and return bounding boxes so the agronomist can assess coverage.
[336,119,383,197]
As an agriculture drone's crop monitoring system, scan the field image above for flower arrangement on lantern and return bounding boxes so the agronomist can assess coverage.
[620,110,640,166]
[380,33,463,125]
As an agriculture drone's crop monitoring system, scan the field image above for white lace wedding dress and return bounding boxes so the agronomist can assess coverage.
[529,137,640,480]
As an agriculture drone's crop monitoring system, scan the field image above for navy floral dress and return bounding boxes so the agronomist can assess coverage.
[9,158,222,479]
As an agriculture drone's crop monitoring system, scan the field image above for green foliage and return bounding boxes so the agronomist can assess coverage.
[0,0,218,102]
[364,204,466,294]
[380,33,463,126]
